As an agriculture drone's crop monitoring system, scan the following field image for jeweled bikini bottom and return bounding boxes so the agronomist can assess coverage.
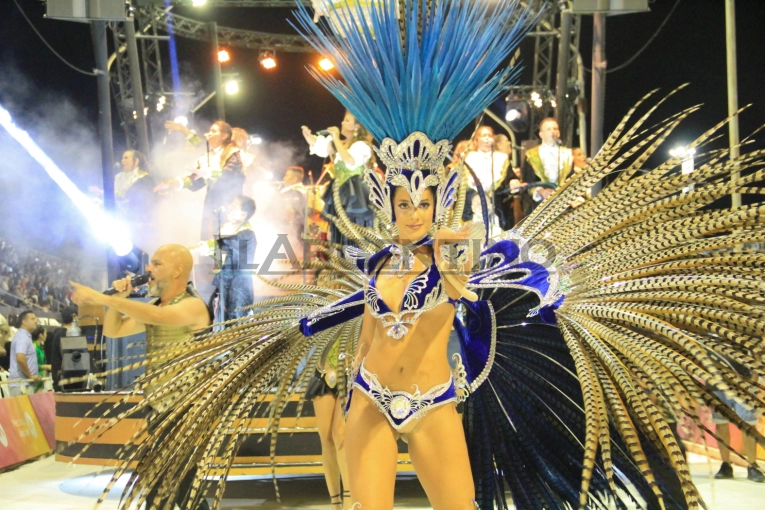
[347,360,457,432]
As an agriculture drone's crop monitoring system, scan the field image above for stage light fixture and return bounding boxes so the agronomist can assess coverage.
[0,103,133,256]
[218,49,230,63]
[225,79,239,95]
[249,135,263,145]
[192,0,207,6]
[174,116,189,127]
[318,57,334,71]
[505,98,530,133]
[259,50,277,70]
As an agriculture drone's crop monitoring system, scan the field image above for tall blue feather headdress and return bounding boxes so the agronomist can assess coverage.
[293,0,538,224]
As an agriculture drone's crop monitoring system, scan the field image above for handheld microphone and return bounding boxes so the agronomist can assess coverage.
[554,137,563,146]
[103,274,150,295]
[316,129,331,136]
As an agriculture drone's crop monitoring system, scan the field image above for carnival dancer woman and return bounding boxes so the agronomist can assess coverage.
[302,111,375,247]
[75,2,765,510]
[345,183,478,508]
[300,110,374,508]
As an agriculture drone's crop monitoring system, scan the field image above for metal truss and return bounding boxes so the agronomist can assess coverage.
[136,11,167,100]
[504,1,582,147]
[529,3,558,137]
[111,4,313,150]
[170,0,309,6]
[109,21,141,151]
[149,6,314,52]
[559,10,581,147]
[136,9,169,143]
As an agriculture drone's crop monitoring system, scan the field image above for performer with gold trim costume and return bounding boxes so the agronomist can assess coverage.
[74,1,765,509]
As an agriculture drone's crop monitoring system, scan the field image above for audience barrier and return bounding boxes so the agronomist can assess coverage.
[0,392,55,469]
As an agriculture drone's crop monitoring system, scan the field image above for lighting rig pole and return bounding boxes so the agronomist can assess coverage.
[125,20,152,158]
[91,20,121,282]
[589,12,606,161]
[725,0,741,209]
[209,21,226,121]
[554,2,573,132]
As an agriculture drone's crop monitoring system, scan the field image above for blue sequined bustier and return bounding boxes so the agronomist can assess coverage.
[366,258,452,340]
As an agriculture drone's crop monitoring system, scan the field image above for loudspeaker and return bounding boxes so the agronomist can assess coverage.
[61,336,90,376]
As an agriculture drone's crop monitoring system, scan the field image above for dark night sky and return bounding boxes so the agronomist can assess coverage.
[2,1,764,150]
[1,0,764,250]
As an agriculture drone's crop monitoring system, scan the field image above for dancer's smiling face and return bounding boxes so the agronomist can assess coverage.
[393,186,433,243]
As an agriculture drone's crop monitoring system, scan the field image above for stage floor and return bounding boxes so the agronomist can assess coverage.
[1,454,763,509]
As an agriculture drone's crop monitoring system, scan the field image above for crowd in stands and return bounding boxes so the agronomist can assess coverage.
[0,236,91,312]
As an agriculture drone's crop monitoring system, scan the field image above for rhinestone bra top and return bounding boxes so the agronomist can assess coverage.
[365,251,454,340]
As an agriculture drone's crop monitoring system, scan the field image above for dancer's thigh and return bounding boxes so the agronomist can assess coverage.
[332,396,346,449]
[314,394,337,445]
[407,404,475,510]
[345,393,399,510]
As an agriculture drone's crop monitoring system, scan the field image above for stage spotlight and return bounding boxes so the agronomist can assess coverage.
[318,57,334,71]
[217,49,230,63]
[192,0,206,6]
[0,103,133,256]
[259,50,277,70]
[249,135,263,145]
[110,221,134,256]
[225,79,239,95]
[505,99,530,133]
[174,116,189,127]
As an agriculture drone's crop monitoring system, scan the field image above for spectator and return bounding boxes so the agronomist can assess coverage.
[447,140,471,172]
[202,196,257,323]
[464,126,510,235]
[157,121,245,240]
[8,310,40,396]
[232,127,256,173]
[0,323,8,369]
[446,141,478,223]
[50,306,76,389]
[32,326,50,392]
[115,150,156,227]
[493,133,512,157]
[464,126,509,194]
[712,358,765,482]
[568,147,592,209]
[0,236,95,312]
[302,111,375,247]
[572,147,587,171]
[520,118,573,215]
[281,166,308,245]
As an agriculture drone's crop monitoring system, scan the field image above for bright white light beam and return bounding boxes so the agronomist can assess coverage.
[0,103,133,255]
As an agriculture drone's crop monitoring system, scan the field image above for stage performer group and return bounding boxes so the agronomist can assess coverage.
[67,1,765,509]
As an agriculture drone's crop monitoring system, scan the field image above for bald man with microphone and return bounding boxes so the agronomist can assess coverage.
[70,244,212,510]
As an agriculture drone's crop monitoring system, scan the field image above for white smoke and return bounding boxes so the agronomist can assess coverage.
[0,63,107,287]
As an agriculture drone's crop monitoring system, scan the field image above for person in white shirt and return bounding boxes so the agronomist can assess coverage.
[464,126,509,193]
[520,118,573,215]
[8,310,40,396]
[302,110,375,247]
[463,126,510,236]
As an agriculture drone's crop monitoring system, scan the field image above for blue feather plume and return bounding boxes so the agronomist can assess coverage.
[292,0,538,143]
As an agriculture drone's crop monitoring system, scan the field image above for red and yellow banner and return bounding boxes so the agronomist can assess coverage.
[28,392,56,450]
[0,395,51,469]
